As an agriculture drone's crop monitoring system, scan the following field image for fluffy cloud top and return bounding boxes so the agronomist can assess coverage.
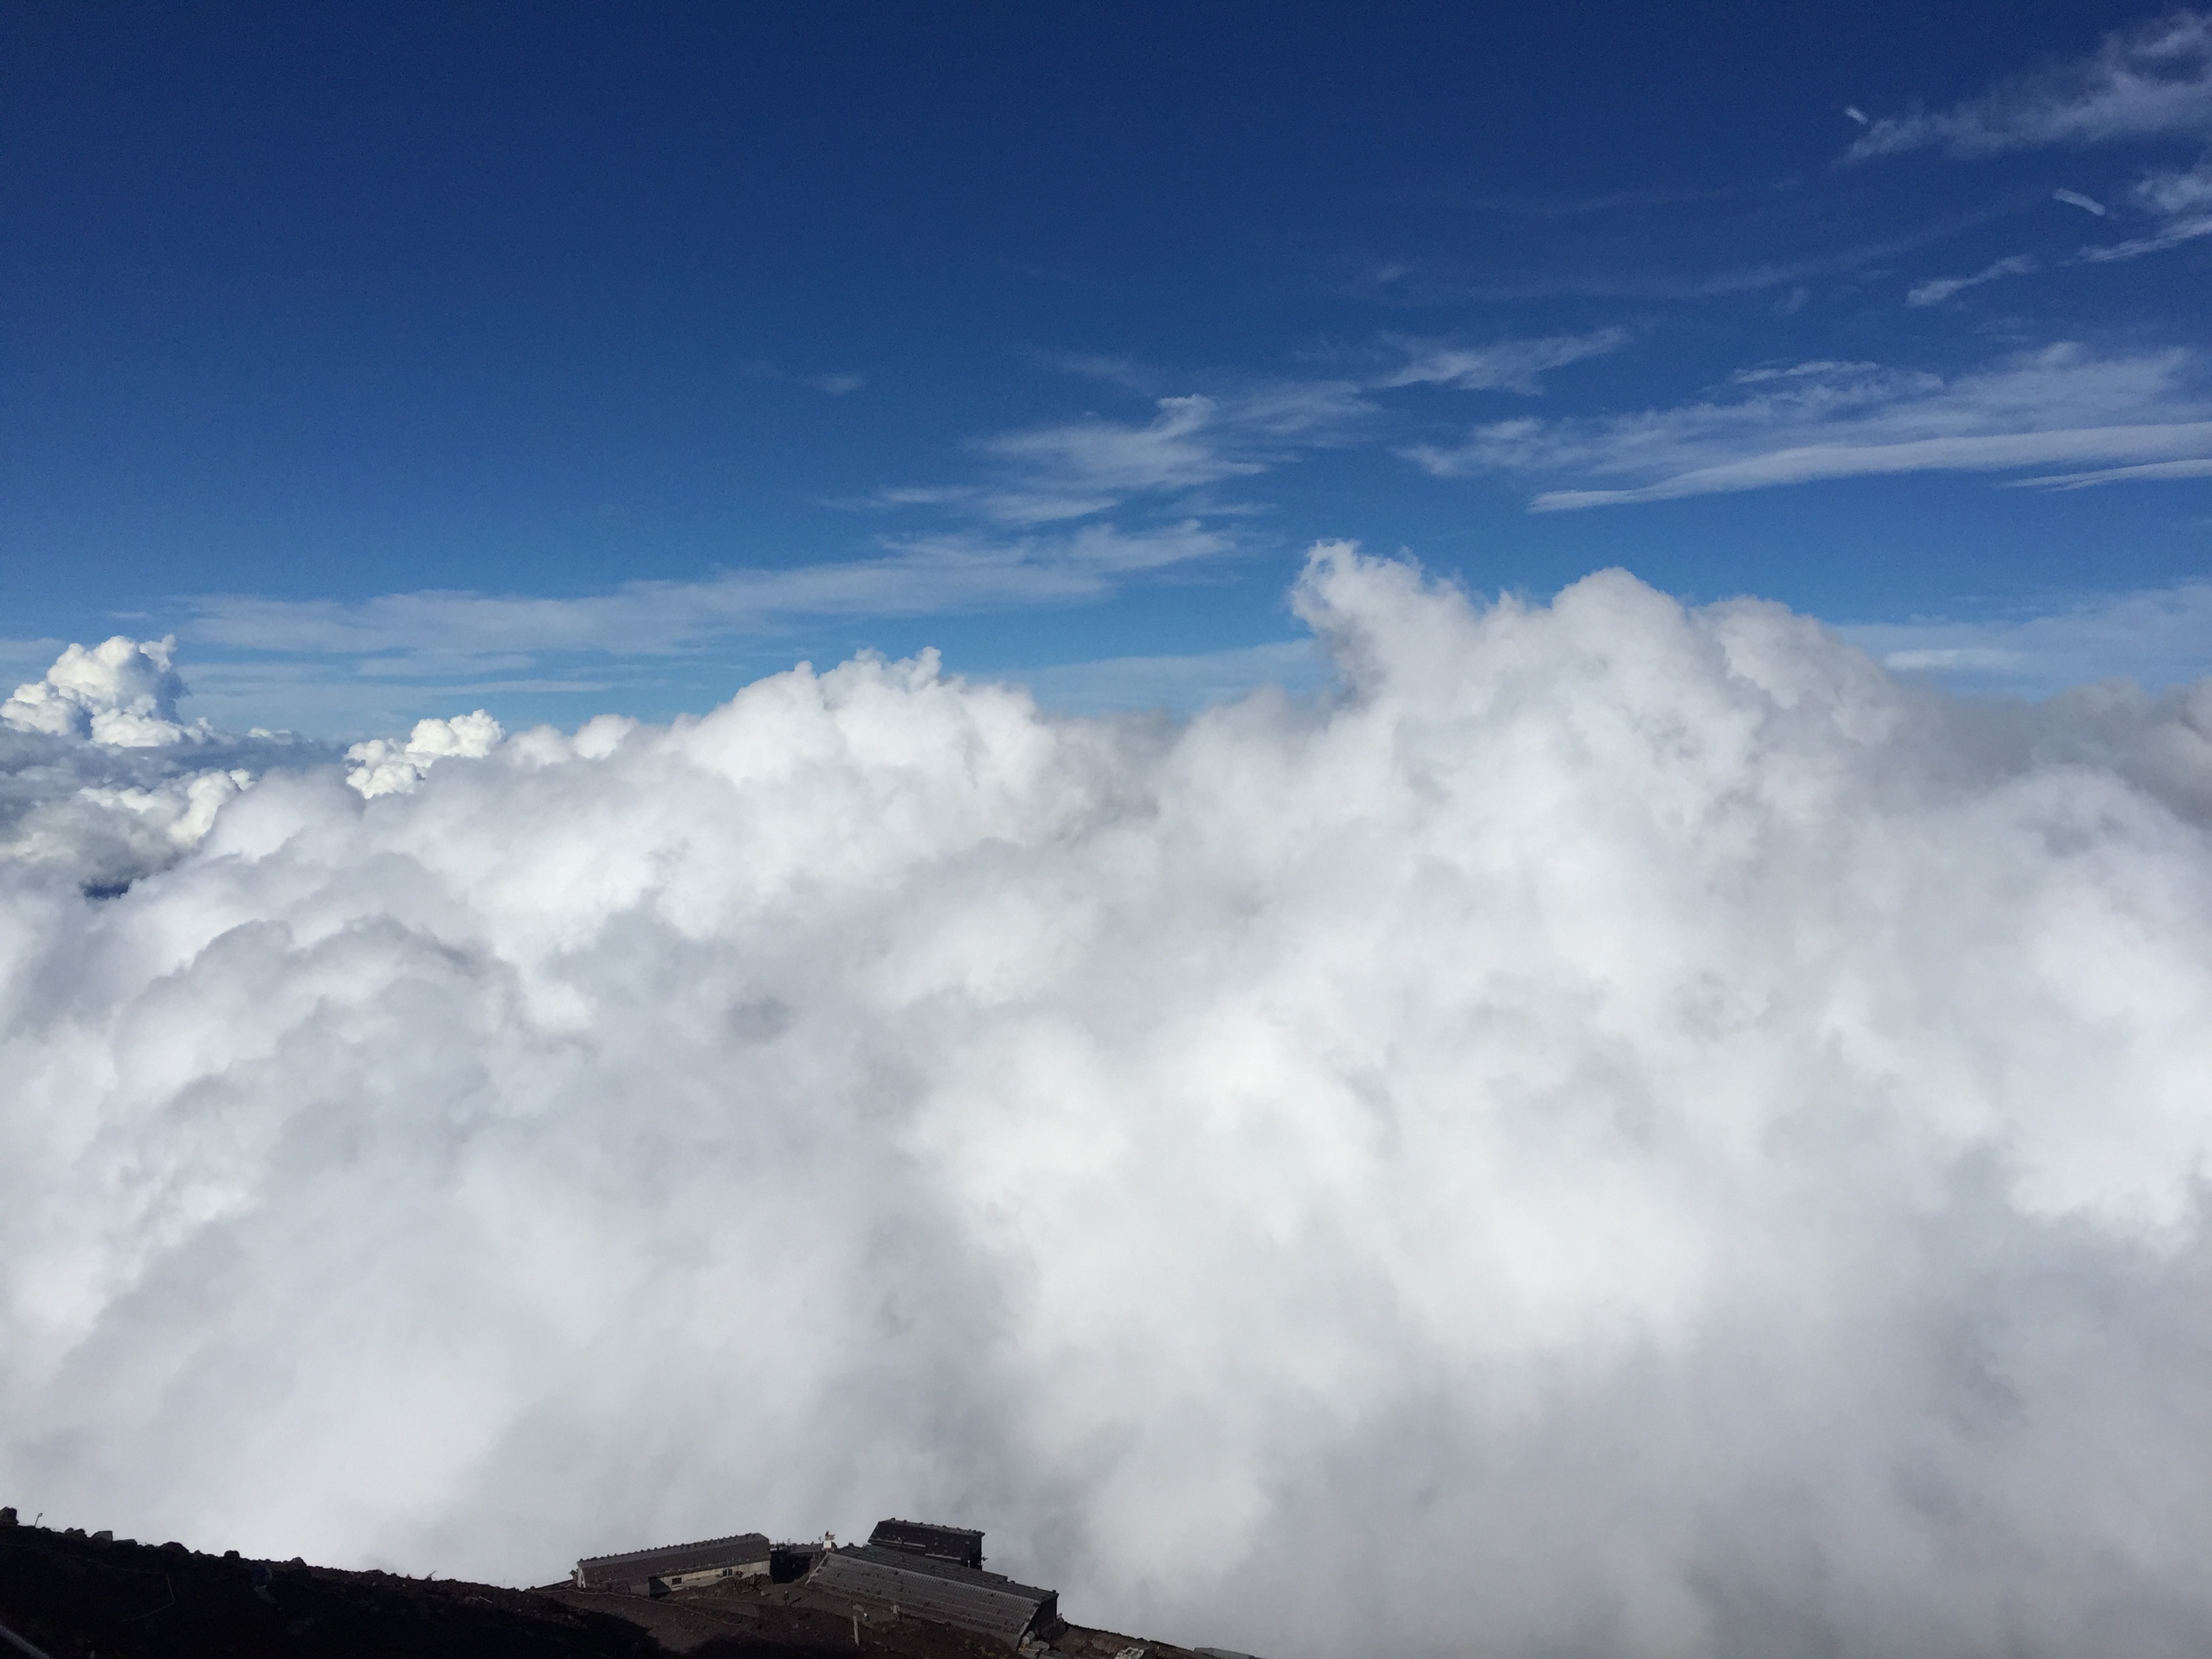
[1,638,337,890]
[4,550,2212,1658]
[346,710,506,798]
[2,635,204,747]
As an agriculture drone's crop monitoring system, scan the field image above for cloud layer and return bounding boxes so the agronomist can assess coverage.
[5,551,2212,1658]
[1,637,339,890]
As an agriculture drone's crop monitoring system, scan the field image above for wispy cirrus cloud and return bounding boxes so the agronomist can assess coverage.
[1407,344,2212,510]
[1376,327,1631,392]
[873,333,1628,535]
[861,484,1126,527]
[1845,10,2212,160]
[1893,159,2208,306]
[983,394,1269,495]
[860,373,1376,529]
[1839,577,2212,694]
[186,523,1237,659]
[1349,223,1981,306]
[2078,152,2212,259]
[983,382,1372,494]
[2004,455,2212,489]
[1906,252,2039,305]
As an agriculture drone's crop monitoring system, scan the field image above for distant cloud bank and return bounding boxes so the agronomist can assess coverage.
[5,549,2212,1658]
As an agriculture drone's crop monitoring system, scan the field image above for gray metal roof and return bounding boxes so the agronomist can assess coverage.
[810,1547,1058,1647]
[869,1517,985,1567]
[574,1531,771,1588]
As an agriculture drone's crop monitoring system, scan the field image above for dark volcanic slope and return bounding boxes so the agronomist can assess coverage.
[0,1521,729,1659]
[0,1522,1216,1659]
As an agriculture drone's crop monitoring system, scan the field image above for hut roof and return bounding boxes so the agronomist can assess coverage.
[811,1546,1057,1648]
[574,1532,771,1589]
[867,1518,986,1568]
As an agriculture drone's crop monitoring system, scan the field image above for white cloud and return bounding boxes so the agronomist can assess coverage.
[2053,186,2110,214]
[2077,213,2212,259]
[186,523,1240,659]
[999,639,1329,714]
[987,395,1255,492]
[2077,152,2212,259]
[1531,422,2212,508]
[1408,343,2212,509]
[346,710,506,798]
[868,369,1375,535]
[1,637,342,889]
[6,550,2212,1658]
[981,383,1372,501]
[1905,251,2039,305]
[859,485,1127,527]
[3,635,207,747]
[1378,328,1631,393]
[2136,149,2212,211]
[2009,454,2212,488]
[1845,11,2212,159]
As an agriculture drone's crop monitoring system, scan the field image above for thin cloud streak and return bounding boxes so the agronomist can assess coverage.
[1378,329,1631,392]
[2007,455,2212,489]
[1531,423,2212,510]
[1906,252,2039,306]
[1839,576,2212,693]
[1845,11,2212,159]
[186,524,1237,659]
[979,384,1373,496]
[866,374,1377,531]
[1365,214,2006,307]
[1407,344,2212,509]
[2077,154,2212,260]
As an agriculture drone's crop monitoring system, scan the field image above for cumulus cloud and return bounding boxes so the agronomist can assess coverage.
[1,637,342,890]
[1845,9,2212,159]
[5,549,2212,1659]
[346,710,506,798]
[2,635,206,747]
[1408,343,2212,509]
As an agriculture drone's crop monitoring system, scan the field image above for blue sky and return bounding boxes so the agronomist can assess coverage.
[7,1,2211,734]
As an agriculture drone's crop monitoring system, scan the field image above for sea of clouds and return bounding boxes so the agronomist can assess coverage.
[4,546,2210,1658]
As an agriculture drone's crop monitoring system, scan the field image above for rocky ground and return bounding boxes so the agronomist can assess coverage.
[0,1519,1216,1659]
